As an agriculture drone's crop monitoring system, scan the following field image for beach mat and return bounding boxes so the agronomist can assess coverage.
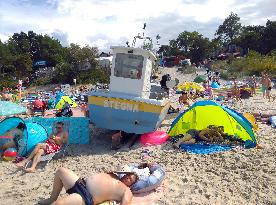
[180,143,232,154]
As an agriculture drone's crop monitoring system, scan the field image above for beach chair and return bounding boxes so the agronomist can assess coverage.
[39,142,69,168]
[24,141,69,170]
[25,121,70,170]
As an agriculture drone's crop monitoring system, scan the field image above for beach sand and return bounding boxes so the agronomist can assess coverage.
[1,67,276,205]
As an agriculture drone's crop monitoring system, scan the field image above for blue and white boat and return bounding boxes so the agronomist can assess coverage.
[88,45,170,134]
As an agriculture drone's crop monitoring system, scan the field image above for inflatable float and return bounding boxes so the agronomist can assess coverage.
[2,148,17,161]
[140,130,169,146]
[119,164,165,194]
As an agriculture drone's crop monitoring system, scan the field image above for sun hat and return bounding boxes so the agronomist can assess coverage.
[116,165,133,174]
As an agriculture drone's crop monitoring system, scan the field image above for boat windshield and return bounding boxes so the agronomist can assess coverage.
[114,53,144,79]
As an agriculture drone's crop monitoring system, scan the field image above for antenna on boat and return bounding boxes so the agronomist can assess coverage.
[132,22,152,48]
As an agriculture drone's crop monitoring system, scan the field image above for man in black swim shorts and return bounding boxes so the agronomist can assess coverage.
[38,167,138,205]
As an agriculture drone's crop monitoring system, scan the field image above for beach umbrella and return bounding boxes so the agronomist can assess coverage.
[193,75,207,83]
[177,82,205,92]
[0,101,27,116]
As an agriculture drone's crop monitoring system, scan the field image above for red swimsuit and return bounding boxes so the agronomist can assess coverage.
[45,139,61,154]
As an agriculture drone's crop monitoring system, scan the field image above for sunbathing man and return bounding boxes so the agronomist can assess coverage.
[178,91,191,107]
[16,122,68,172]
[0,122,26,151]
[38,167,138,205]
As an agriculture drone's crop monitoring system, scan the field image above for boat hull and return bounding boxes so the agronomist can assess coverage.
[88,95,170,134]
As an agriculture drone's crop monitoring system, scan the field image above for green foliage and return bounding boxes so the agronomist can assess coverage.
[32,76,52,86]
[0,76,17,91]
[51,62,74,84]
[77,69,109,84]
[212,51,276,77]
[215,12,242,45]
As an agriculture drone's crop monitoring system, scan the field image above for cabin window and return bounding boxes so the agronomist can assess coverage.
[114,53,144,79]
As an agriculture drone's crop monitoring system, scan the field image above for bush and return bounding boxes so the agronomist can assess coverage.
[211,51,276,77]
[0,77,17,91]
[77,68,109,84]
[31,76,52,86]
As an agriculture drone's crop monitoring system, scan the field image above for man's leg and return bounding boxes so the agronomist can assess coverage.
[111,132,121,149]
[24,148,45,173]
[52,194,85,205]
[39,167,80,205]
[16,143,46,167]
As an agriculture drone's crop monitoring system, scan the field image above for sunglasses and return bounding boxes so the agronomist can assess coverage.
[56,126,63,129]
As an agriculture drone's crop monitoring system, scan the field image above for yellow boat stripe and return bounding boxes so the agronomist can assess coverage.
[88,96,169,113]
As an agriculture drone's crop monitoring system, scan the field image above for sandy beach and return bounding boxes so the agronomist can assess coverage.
[1,67,276,205]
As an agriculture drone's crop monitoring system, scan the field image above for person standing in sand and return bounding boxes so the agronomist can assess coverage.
[248,75,257,96]
[232,79,241,102]
[38,167,138,205]
[16,122,68,172]
[266,75,272,102]
[260,74,270,99]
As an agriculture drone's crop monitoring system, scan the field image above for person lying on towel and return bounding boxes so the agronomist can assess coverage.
[38,167,138,205]
[173,125,243,148]
[0,122,26,152]
[16,121,68,172]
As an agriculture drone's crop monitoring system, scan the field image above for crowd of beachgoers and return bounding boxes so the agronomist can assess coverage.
[0,66,276,205]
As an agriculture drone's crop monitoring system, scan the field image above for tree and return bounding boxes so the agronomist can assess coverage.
[262,20,276,54]
[176,31,211,63]
[236,25,265,54]
[215,12,242,45]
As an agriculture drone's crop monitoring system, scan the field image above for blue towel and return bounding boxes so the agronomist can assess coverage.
[180,143,232,154]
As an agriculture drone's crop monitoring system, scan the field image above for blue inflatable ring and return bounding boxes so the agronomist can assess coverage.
[130,164,165,194]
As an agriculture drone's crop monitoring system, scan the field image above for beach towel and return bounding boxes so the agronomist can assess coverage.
[98,182,166,205]
[180,143,232,154]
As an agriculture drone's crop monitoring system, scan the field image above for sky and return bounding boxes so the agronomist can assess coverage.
[0,0,276,51]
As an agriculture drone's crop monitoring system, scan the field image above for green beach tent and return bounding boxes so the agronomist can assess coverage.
[168,101,257,146]
[193,75,207,83]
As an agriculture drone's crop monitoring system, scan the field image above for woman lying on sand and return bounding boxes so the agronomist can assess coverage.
[38,167,138,205]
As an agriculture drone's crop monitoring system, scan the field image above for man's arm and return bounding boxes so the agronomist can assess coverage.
[121,188,133,205]
[62,131,69,144]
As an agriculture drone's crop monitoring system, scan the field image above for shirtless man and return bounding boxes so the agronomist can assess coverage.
[38,167,138,205]
[260,74,270,99]
[178,91,191,107]
[16,121,68,172]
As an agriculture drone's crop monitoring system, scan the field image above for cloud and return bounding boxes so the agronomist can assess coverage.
[0,0,275,51]
[51,30,69,46]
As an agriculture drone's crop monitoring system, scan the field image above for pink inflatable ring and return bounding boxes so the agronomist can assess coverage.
[140,130,169,146]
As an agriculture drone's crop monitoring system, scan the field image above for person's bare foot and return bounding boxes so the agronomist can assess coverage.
[38,198,55,205]
[24,168,35,173]
[15,160,27,168]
